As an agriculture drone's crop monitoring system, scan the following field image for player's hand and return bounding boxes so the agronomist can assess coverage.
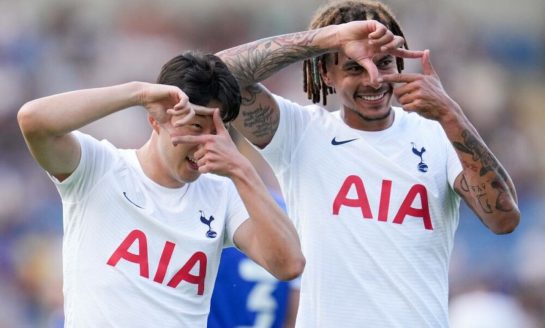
[338,20,422,86]
[380,49,460,121]
[138,82,190,124]
[169,103,215,127]
[170,109,247,176]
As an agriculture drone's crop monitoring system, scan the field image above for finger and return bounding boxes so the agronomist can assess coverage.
[167,106,188,115]
[422,49,436,76]
[401,101,419,112]
[393,80,420,96]
[172,110,196,126]
[212,108,228,135]
[369,29,393,46]
[358,58,379,86]
[197,154,208,168]
[367,21,387,38]
[174,90,189,106]
[378,35,405,52]
[192,104,216,116]
[171,134,209,145]
[194,147,206,161]
[198,163,211,174]
[397,91,419,106]
[380,73,421,83]
[387,48,424,59]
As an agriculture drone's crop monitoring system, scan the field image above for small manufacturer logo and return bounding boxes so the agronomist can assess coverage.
[199,210,217,238]
[123,192,143,209]
[411,142,428,173]
[331,137,358,146]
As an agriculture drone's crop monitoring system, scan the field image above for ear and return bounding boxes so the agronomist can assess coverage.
[319,58,334,87]
[148,114,161,134]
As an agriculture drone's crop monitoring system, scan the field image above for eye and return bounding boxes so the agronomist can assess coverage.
[345,65,364,74]
[377,57,394,70]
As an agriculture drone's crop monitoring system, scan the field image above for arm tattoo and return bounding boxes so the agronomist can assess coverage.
[241,85,262,106]
[452,130,498,177]
[453,129,514,213]
[241,104,279,139]
[218,30,325,85]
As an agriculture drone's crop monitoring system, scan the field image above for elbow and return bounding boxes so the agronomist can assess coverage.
[273,253,306,281]
[490,209,521,235]
[17,102,40,137]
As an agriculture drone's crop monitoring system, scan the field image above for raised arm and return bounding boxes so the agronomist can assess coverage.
[217,20,409,148]
[171,110,305,280]
[17,82,190,180]
[381,50,520,234]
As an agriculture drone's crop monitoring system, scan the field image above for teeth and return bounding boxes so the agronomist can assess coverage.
[358,93,385,101]
[188,157,197,164]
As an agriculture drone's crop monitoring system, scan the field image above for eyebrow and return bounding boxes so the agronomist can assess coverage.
[342,59,361,69]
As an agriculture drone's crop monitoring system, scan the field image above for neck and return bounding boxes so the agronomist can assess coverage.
[136,135,186,189]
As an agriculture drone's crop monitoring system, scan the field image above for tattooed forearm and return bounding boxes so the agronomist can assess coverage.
[218,30,325,86]
[241,85,262,106]
[241,104,279,139]
[452,130,500,177]
[471,182,493,213]
[491,179,515,212]
[454,129,516,213]
[460,174,470,193]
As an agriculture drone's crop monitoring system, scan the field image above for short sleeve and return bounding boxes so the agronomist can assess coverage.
[49,131,117,203]
[223,181,250,248]
[258,95,314,173]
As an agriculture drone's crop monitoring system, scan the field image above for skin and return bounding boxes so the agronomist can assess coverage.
[381,50,519,233]
[17,81,305,280]
[217,20,520,234]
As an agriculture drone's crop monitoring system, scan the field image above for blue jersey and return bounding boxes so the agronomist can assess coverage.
[208,247,291,328]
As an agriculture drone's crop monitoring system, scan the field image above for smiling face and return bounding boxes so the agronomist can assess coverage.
[322,52,398,131]
[147,102,220,188]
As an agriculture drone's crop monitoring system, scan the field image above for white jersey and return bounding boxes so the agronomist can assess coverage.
[50,131,248,328]
[259,96,463,328]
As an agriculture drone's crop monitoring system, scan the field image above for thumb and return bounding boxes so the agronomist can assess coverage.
[359,58,380,87]
[422,49,437,76]
[212,108,227,134]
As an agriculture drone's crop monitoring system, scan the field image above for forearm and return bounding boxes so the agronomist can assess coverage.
[18,81,144,138]
[231,161,304,280]
[441,106,520,233]
[217,25,338,87]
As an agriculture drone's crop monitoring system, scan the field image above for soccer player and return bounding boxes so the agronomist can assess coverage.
[211,0,521,327]
[17,51,304,327]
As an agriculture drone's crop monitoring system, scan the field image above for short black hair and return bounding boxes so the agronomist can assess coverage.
[157,51,241,123]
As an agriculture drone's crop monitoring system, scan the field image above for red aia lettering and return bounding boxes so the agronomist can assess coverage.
[332,176,433,230]
[333,175,372,218]
[107,230,208,294]
[106,229,149,277]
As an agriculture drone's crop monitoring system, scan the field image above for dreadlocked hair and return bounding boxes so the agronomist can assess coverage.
[303,0,408,105]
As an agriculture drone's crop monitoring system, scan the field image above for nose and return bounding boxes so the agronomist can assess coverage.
[361,72,382,90]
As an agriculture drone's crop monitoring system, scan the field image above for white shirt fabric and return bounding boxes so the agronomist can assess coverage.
[50,131,249,328]
[259,96,463,328]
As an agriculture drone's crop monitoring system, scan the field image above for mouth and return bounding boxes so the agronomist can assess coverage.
[187,156,199,171]
[355,88,389,102]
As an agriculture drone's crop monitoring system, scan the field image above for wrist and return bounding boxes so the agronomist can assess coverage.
[125,81,147,107]
[438,101,468,131]
[317,25,342,52]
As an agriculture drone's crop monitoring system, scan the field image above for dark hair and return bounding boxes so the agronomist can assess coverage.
[157,51,241,123]
[303,0,408,105]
